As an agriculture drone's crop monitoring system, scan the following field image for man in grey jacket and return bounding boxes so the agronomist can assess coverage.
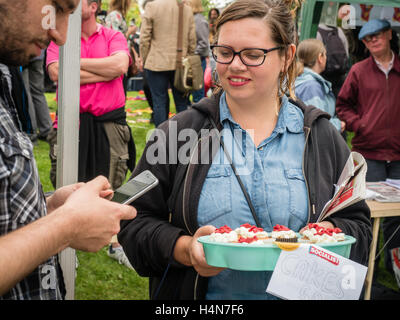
[187,0,209,103]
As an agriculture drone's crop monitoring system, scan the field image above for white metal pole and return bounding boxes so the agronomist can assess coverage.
[57,0,81,300]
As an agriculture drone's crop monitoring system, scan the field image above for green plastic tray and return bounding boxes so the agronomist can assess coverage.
[198,235,356,271]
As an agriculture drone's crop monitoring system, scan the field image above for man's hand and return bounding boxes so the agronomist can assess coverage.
[47,62,59,82]
[46,183,85,214]
[340,121,346,133]
[136,56,143,73]
[58,176,136,252]
[46,182,114,214]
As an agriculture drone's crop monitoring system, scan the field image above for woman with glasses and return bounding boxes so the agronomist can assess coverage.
[118,0,371,300]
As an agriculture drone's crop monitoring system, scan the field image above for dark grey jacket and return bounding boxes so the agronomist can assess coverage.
[193,13,209,57]
[118,92,372,300]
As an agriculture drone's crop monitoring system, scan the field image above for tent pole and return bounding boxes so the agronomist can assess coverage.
[57,0,82,300]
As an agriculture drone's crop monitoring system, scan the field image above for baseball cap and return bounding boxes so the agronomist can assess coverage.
[358,19,391,40]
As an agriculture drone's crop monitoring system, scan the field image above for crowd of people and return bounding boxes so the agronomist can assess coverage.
[0,0,399,300]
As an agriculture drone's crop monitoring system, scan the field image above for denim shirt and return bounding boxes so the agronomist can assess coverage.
[197,93,308,300]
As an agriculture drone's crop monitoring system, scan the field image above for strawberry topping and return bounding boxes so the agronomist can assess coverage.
[214,225,232,234]
[306,223,342,236]
[273,224,290,231]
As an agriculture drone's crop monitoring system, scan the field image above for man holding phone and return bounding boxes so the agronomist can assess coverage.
[0,0,136,299]
[46,0,136,269]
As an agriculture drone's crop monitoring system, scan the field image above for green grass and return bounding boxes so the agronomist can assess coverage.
[34,93,399,299]
[75,247,148,300]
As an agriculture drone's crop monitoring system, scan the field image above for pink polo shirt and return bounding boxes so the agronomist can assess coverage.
[46,24,131,117]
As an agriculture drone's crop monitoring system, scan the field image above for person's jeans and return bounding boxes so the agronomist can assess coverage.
[191,57,207,103]
[144,69,190,127]
[366,159,400,275]
[366,159,400,182]
[23,58,53,139]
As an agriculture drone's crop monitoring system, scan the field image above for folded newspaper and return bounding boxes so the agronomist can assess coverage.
[318,152,367,222]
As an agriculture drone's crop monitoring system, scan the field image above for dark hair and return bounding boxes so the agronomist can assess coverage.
[213,0,302,100]
[208,8,220,20]
[88,0,101,15]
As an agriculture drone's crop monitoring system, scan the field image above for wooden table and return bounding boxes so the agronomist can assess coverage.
[364,201,400,300]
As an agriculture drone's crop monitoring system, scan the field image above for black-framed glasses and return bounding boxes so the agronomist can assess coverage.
[210,45,283,66]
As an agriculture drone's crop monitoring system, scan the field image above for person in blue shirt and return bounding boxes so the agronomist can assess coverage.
[295,38,345,133]
[119,0,371,300]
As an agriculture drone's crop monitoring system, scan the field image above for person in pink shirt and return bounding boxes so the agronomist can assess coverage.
[46,0,136,268]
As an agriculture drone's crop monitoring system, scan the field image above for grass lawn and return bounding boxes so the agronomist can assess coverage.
[34,92,399,300]
[39,90,162,300]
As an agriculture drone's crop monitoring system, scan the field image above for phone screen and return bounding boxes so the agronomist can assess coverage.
[112,179,149,204]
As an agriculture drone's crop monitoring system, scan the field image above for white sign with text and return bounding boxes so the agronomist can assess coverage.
[266,244,367,300]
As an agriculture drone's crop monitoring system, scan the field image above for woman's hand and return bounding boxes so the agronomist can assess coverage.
[174,225,225,277]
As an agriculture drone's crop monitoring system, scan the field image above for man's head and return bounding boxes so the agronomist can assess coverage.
[0,0,79,66]
[359,19,392,57]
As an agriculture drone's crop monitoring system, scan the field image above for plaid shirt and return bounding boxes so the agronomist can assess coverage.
[0,66,64,300]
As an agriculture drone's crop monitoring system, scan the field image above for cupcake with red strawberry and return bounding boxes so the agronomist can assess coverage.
[209,225,239,243]
[208,223,273,244]
[271,224,298,243]
[235,223,270,241]
[300,223,345,243]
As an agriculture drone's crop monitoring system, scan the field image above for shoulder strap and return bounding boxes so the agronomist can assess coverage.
[176,1,184,68]
[208,116,262,228]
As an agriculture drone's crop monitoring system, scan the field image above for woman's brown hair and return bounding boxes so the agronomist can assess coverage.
[296,38,326,76]
[109,0,131,18]
[213,0,303,101]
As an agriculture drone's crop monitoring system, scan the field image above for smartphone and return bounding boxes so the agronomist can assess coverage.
[111,170,159,205]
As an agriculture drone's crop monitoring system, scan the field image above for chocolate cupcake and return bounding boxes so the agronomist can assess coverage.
[275,236,298,243]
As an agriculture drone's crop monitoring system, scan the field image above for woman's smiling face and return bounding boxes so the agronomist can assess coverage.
[215,17,286,106]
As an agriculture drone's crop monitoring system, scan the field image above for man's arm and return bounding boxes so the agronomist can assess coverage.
[47,61,116,85]
[0,176,136,295]
[80,52,129,79]
[187,12,197,56]
[80,69,116,85]
[139,5,153,65]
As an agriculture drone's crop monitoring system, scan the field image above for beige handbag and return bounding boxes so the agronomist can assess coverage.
[173,1,204,94]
